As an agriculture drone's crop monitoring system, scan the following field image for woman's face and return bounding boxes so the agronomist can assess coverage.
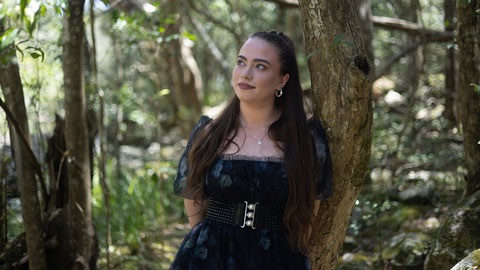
[232,38,289,106]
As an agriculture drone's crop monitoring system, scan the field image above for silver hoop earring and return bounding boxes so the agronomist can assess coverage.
[275,88,283,97]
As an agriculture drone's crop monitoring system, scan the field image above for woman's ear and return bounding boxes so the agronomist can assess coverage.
[279,73,290,89]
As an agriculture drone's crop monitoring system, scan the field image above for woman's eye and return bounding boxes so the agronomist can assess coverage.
[256,64,266,70]
[236,59,245,66]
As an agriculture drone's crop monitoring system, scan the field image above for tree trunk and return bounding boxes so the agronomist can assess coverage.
[354,0,374,64]
[298,1,373,269]
[164,1,203,131]
[62,0,94,268]
[443,0,456,125]
[424,2,480,269]
[0,22,47,270]
[456,0,480,196]
[88,0,110,268]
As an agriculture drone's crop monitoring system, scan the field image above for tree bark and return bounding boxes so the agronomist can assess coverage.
[62,0,94,268]
[267,0,453,44]
[421,2,480,269]
[298,1,373,269]
[443,0,456,125]
[354,0,374,63]
[88,0,110,268]
[0,22,47,270]
[164,1,203,132]
[456,0,480,196]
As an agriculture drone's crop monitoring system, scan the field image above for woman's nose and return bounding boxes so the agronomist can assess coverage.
[242,67,253,80]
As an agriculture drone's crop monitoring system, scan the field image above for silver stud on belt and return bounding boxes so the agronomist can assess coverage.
[241,201,258,229]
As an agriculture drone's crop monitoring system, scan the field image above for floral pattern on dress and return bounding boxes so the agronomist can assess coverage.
[171,116,332,270]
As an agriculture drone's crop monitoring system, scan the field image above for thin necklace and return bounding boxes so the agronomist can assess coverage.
[239,117,269,145]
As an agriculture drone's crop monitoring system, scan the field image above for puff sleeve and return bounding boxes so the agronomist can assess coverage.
[308,117,333,200]
[173,115,212,198]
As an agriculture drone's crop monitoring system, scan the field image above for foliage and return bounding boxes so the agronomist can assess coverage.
[0,0,473,268]
[381,232,430,266]
[92,158,184,254]
[0,0,53,63]
[337,1,467,267]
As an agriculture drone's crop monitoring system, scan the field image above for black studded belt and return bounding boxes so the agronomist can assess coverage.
[205,198,285,230]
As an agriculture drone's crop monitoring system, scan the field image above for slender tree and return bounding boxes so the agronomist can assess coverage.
[443,0,456,125]
[298,0,373,269]
[164,0,203,130]
[456,0,480,196]
[0,20,47,270]
[424,1,480,269]
[355,0,374,63]
[62,0,95,268]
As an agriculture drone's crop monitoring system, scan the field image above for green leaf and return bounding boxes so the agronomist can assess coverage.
[38,3,47,16]
[344,41,354,47]
[0,28,20,50]
[158,89,170,96]
[20,0,28,19]
[26,19,33,37]
[164,17,178,24]
[333,34,345,47]
[151,173,159,184]
[306,50,320,60]
[471,83,480,94]
[182,31,197,41]
[30,52,42,60]
[26,46,44,61]
[333,34,353,48]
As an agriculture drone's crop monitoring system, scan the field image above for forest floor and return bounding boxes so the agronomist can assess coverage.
[97,223,189,270]
[93,129,465,269]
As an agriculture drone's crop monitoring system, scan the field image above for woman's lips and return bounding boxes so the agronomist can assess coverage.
[238,82,255,90]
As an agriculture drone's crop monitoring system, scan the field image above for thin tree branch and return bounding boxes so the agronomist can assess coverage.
[266,0,454,43]
[372,16,454,42]
[188,15,230,72]
[186,0,243,45]
[0,97,48,206]
[374,41,422,80]
[267,0,300,8]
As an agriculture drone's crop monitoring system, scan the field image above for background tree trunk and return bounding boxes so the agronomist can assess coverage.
[456,0,480,196]
[424,1,480,269]
[0,21,47,270]
[62,0,95,268]
[298,0,373,269]
[354,0,374,63]
[164,0,203,131]
[443,0,456,126]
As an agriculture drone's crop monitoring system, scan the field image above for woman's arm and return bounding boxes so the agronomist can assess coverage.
[184,199,208,228]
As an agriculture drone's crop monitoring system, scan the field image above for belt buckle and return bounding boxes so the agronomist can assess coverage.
[240,201,258,229]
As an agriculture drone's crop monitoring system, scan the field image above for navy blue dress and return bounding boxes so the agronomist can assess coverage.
[171,116,332,270]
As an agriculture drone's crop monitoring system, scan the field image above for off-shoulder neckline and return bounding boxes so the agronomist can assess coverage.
[220,154,283,162]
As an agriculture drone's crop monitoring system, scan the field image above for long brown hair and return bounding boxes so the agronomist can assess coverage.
[184,31,317,253]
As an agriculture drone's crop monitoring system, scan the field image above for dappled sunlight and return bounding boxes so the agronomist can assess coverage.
[96,223,189,269]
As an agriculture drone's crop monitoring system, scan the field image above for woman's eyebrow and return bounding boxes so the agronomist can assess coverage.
[237,55,272,65]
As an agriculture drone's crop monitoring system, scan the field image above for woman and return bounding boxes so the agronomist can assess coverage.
[171,31,332,269]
